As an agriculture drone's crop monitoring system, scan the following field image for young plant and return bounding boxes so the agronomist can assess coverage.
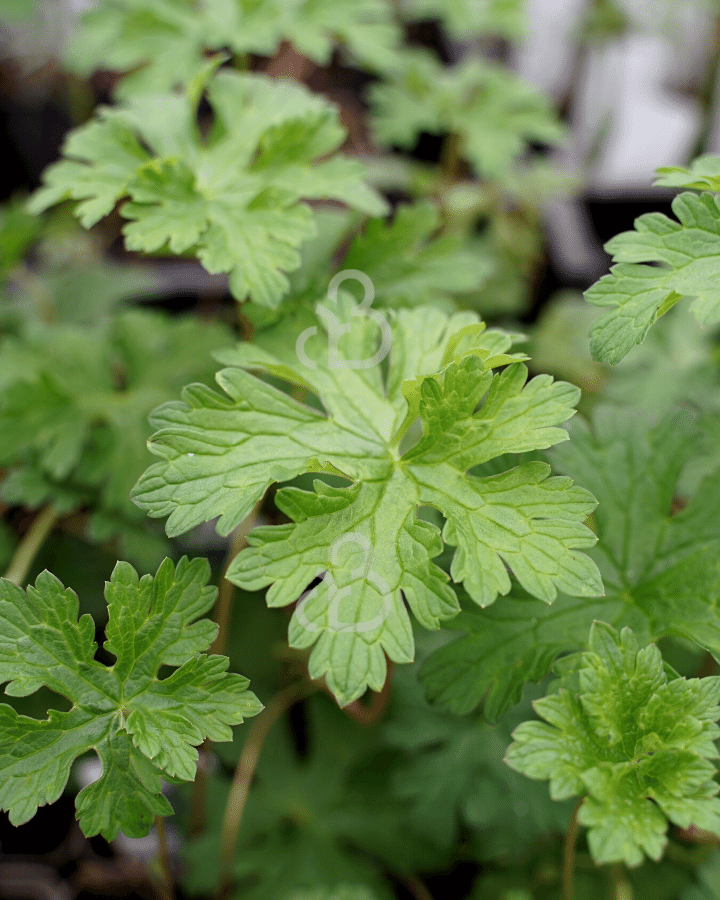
[506,622,720,867]
[29,63,387,307]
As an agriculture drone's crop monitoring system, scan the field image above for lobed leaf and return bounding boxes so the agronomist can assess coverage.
[586,191,720,364]
[134,304,601,704]
[30,68,387,308]
[370,50,565,179]
[0,557,262,839]
[421,407,720,719]
[505,622,720,867]
[0,309,231,568]
[66,0,400,98]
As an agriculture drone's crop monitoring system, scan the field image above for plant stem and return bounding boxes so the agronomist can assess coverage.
[610,862,633,900]
[187,739,211,837]
[210,501,262,657]
[216,681,316,899]
[4,505,61,587]
[187,502,263,838]
[401,876,435,900]
[563,798,583,900]
[439,132,461,185]
[154,815,175,900]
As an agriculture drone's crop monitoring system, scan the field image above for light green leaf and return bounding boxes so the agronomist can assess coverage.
[370,50,565,179]
[586,192,720,363]
[505,622,720,867]
[0,557,262,839]
[655,155,720,192]
[66,0,400,98]
[133,304,600,704]
[401,0,525,39]
[30,69,387,307]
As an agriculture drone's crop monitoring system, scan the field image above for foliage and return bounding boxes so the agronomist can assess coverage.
[6,0,720,894]
[420,407,720,719]
[506,622,720,867]
[133,303,601,704]
[184,695,417,900]
[401,0,526,40]
[370,49,565,179]
[0,557,261,839]
[29,65,386,308]
[586,160,720,364]
[0,309,231,568]
[66,0,400,97]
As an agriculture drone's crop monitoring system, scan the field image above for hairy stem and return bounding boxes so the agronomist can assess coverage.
[4,505,61,587]
[563,798,583,900]
[186,741,211,837]
[154,815,175,900]
[216,681,316,899]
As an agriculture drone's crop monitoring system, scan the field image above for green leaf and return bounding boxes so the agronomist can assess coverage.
[0,309,232,568]
[682,851,720,900]
[0,557,262,839]
[0,196,42,278]
[402,0,526,40]
[420,591,622,720]
[29,69,387,307]
[655,155,720,193]
[585,191,720,364]
[505,622,720,867]
[133,304,600,704]
[67,0,400,98]
[382,657,573,855]
[341,201,493,307]
[370,50,565,179]
[421,407,720,719]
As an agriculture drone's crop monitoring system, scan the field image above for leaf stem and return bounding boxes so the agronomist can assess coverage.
[216,681,316,899]
[401,875,435,900]
[188,502,263,837]
[154,815,175,900]
[610,862,633,900]
[439,131,461,185]
[4,505,61,587]
[563,798,583,900]
[210,501,262,657]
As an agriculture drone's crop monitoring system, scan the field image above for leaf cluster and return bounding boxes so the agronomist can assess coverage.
[506,622,720,867]
[30,66,386,308]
